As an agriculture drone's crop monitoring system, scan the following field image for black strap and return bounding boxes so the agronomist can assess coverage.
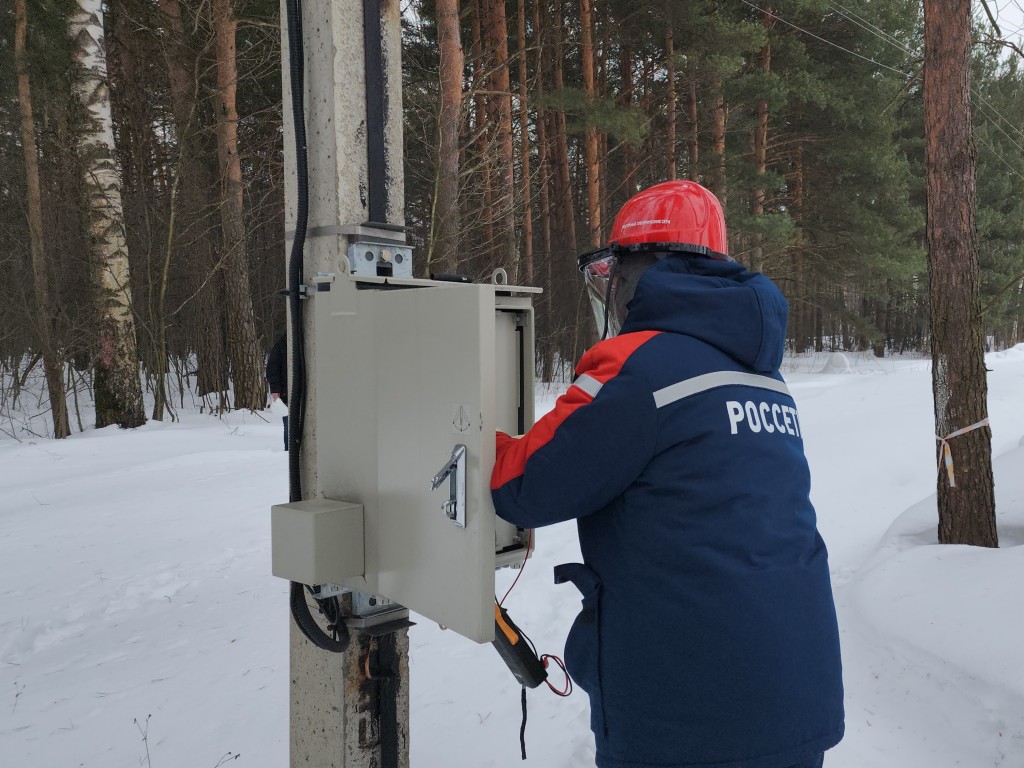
[378,632,400,768]
[553,562,600,594]
[519,686,528,760]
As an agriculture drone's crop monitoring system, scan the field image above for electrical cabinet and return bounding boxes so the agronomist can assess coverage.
[271,268,538,643]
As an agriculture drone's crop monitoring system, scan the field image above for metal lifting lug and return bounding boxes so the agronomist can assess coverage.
[430,444,467,528]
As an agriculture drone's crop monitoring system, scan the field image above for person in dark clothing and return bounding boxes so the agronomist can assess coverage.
[491,181,844,768]
[266,335,288,450]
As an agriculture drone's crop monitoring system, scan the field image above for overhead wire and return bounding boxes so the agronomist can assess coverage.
[974,98,1024,158]
[736,0,914,76]
[977,132,1024,184]
[825,0,911,52]
[744,0,1024,175]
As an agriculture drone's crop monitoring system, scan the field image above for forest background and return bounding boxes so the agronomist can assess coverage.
[2,0,1024,438]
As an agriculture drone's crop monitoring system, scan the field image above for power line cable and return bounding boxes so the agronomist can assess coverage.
[826,0,912,52]
[820,0,1024,147]
[976,132,1024,184]
[973,97,1024,156]
[737,0,914,76]
[741,0,1024,182]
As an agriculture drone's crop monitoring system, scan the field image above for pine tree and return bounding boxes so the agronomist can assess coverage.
[924,0,997,546]
[15,0,71,438]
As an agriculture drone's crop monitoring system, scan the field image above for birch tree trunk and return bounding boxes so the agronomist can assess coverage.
[70,0,145,429]
[923,0,997,546]
[17,0,71,438]
[433,0,463,275]
[211,0,265,410]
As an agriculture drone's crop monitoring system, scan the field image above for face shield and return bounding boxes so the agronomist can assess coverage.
[578,247,660,339]
[580,248,618,339]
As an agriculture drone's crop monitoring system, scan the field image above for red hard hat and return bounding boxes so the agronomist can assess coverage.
[609,180,728,257]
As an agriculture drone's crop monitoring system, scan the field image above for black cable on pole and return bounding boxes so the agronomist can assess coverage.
[378,632,400,768]
[285,0,306,506]
[284,0,350,655]
[291,585,350,653]
[363,0,387,223]
[360,8,404,766]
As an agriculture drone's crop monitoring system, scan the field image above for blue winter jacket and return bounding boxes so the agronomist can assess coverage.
[491,257,844,768]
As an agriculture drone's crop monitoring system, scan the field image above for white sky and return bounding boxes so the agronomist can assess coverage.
[983,0,1024,43]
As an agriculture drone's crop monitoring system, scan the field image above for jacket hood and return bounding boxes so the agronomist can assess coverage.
[620,256,788,373]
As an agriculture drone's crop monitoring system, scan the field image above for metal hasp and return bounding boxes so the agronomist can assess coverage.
[431,444,467,527]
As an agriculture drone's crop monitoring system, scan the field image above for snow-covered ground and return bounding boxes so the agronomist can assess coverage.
[2,347,1024,768]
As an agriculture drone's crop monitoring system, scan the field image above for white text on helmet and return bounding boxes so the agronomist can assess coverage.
[618,219,671,230]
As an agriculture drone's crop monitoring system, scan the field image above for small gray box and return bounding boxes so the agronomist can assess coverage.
[272,499,364,585]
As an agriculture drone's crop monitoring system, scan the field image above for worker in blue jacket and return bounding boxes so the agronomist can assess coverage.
[491,180,844,768]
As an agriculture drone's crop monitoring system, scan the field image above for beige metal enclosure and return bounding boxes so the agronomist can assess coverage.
[272,268,537,642]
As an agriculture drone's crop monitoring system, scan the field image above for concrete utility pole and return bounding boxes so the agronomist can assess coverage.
[280,2,410,766]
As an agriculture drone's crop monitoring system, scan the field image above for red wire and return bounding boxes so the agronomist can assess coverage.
[494,532,573,698]
[542,654,573,697]
[498,529,532,607]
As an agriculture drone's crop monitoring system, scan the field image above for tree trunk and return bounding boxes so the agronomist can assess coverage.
[516,0,534,283]
[158,0,229,399]
[687,72,699,180]
[109,0,166,418]
[17,0,71,438]
[211,0,265,410]
[923,0,997,546]
[789,143,809,350]
[533,0,552,272]
[665,3,676,181]
[434,0,463,275]
[710,74,727,205]
[620,44,637,193]
[597,8,609,231]
[470,0,493,270]
[550,3,581,361]
[483,0,517,278]
[535,0,555,380]
[1012,277,1023,346]
[70,0,146,429]
[579,0,601,246]
[750,9,773,272]
[550,10,576,257]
